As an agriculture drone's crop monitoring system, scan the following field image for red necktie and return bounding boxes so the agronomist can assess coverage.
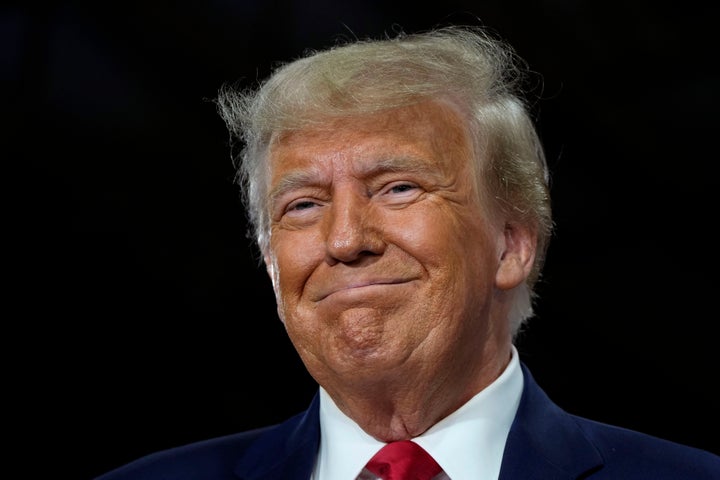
[365,440,443,480]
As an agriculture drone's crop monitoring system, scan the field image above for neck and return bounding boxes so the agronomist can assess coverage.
[323,342,513,441]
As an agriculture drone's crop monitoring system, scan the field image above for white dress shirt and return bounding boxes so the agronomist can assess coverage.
[310,345,524,480]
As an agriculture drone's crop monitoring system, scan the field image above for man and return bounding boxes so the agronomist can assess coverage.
[96,26,719,479]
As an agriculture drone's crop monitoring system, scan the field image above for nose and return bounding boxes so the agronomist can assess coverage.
[324,190,385,264]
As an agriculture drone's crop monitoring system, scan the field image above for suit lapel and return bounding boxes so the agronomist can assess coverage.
[499,363,604,480]
[234,393,321,480]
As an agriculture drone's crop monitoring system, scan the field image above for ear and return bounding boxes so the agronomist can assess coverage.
[263,252,287,324]
[263,253,272,276]
[495,222,537,291]
[263,253,276,285]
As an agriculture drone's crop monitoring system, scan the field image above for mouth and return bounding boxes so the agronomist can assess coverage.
[314,279,415,302]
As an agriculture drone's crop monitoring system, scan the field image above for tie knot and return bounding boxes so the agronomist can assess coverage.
[365,440,442,480]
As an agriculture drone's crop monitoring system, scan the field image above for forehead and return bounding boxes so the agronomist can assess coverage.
[268,100,473,177]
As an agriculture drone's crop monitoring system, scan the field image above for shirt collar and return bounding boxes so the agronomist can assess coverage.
[312,345,524,480]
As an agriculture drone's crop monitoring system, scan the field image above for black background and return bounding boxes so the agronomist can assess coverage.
[6,1,719,478]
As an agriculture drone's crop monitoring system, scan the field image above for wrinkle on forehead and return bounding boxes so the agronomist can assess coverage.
[268,155,445,203]
[267,99,478,200]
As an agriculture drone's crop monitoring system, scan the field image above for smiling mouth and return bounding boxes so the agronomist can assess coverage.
[315,279,415,302]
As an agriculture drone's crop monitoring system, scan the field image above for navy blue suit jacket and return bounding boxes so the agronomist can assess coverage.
[95,364,719,479]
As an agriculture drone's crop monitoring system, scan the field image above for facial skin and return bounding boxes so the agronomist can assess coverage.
[264,100,536,441]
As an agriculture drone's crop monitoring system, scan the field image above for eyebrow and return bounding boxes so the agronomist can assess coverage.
[268,155,438,203]
[268,169,324,204]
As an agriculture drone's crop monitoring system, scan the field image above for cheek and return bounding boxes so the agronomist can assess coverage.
[390,206,481,261]
[397,225,452,265]
[390,205,501,291]
[270,231,324,296]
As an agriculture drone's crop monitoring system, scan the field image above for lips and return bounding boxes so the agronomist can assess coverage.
[309,276,418,302]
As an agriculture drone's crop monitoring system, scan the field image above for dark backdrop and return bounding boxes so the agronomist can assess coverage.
[6,1,719,478]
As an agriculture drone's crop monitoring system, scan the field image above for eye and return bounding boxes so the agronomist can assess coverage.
[286,199,319,213]
[382,182,420,197]
[388,183,417,194]
[378,181,423,206]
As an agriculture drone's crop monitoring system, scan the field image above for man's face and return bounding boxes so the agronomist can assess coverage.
[264,100,529,394]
